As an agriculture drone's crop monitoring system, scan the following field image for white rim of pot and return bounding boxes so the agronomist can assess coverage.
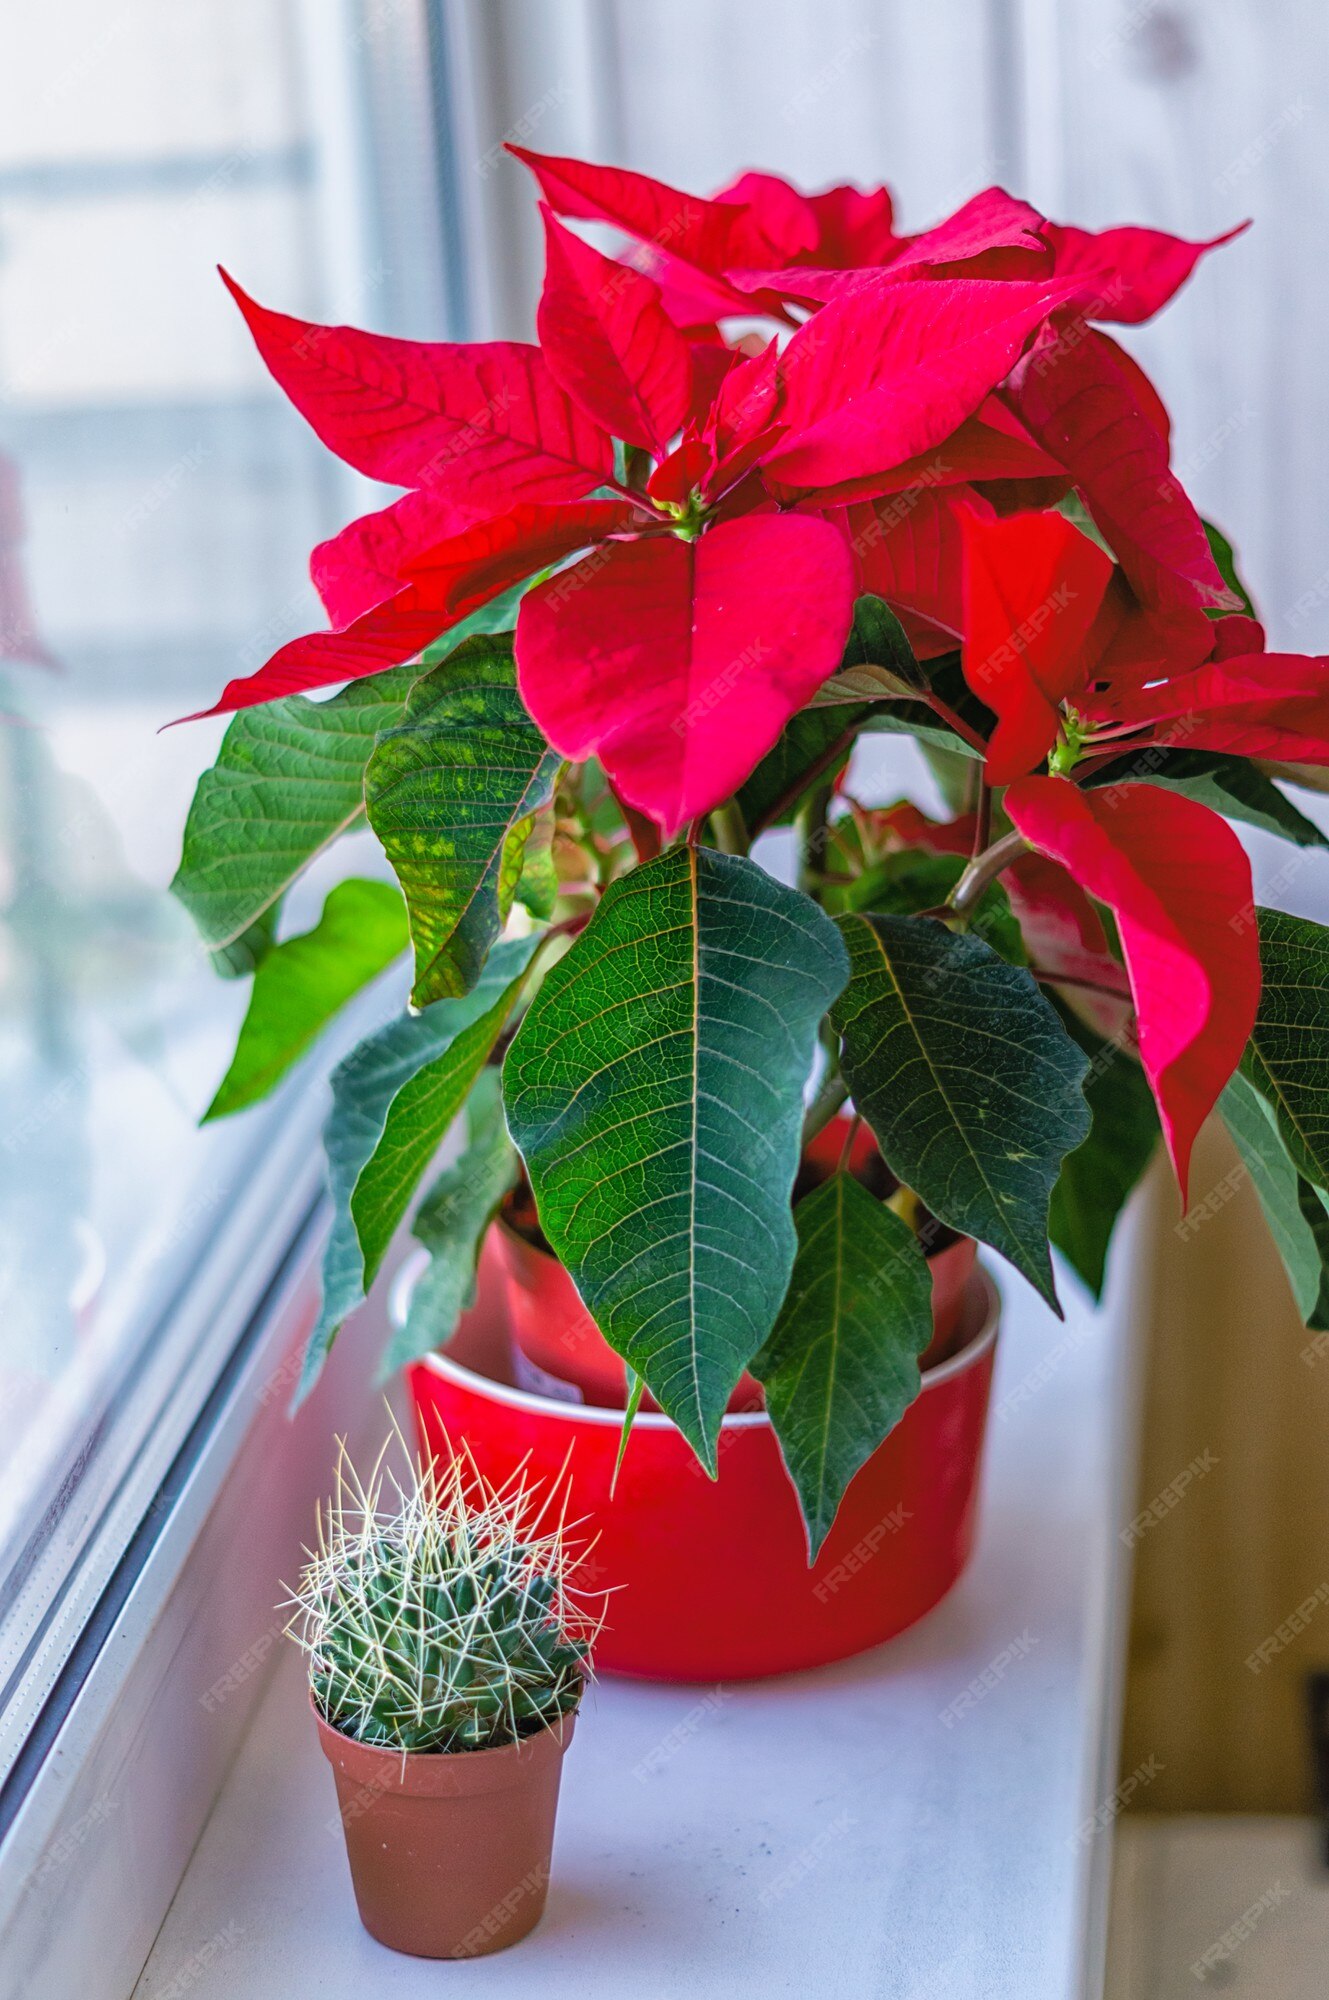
[405,1261,1001,1432]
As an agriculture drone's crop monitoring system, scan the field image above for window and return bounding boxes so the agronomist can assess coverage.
[0,0,449,1788]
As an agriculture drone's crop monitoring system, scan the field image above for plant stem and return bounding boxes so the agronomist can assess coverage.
[970,779,992,861]
[709,799,750,854]
[946,828,1027,915]
[795,779,834,896]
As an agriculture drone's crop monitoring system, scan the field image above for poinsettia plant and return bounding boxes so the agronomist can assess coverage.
[174,148,1329,1556]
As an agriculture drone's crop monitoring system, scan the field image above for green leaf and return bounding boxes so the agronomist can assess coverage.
[173,589,530,953]
[1219,1067,1324,1322]
[737,705,868,832]
[1049,1008,1158,1298]
[736,597,924,830]
[503,847,849,1466]
[208,902,281,980]
[173,666,417,951]
[1295,1178,1329,1331]
[299,933,540,1400]
[859,654,988,763]
[351,935,541,1293]
[1100,750,1326,849]
[808,594,923,705]
[365,634,563,1005]
[919,739,978,815]
[824,847,1026,964]
[512,800,559,920]
[1203,518,1256,617]
[751,1173,932,1558]
[831,914,1091,1306]
[204,878,409,1121]
[1244,909,1329,1190]
[865,709,984,761]
[384,1072,517,1374]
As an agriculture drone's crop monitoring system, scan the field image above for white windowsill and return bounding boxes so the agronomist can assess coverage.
[129,1232,1144,2000]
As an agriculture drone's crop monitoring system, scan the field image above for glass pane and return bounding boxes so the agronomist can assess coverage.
[0,4,402,1632]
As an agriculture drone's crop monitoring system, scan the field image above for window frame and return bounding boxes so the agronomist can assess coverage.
[0,4,467,1987]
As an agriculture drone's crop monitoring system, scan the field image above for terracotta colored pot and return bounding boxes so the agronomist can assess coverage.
[315,1705,574,1958]
[496,1114,976,1408]
[408,1268,998,1682]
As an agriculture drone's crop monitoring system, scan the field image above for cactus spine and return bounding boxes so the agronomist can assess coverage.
[289,1434,594,1754]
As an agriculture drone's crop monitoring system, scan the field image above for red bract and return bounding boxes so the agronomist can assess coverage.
[536,207,693,453]
[847,486,991,648]
[193,502,638,715]
[1005,777,1259,1195]
[954,507,1220,786]
[516,513,855,837]
[1038,220,1249,325]
[959,507,1114,784]
[1002,324,1234,612]
[1088,652,1329,763]
[219,271,615,511]
[506,147,804,322]
[762,275,1081,493]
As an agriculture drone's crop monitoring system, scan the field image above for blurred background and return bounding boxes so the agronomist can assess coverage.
[1,5,1327,1991]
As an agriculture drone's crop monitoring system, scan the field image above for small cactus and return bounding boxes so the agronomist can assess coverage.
[288,1433,596,1754]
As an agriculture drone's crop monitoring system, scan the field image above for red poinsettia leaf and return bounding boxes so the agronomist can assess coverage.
[1093,331,1172,446]
[1044,219,1248,325]
[1210,614,1266,660]
[1083,578,1216,697]
[804,183,898,265]
[312,489,482,628]
[724,264,855,307]
[763,275,1078,494]
[507,148,786,316]
[1003,322,1235,613]
[887,187,1051,278]
[715,171,820,259]
[959,508,1114,784]
[877,802,975,855]
[688,337,742,415]
[515,512,855,834]
[189,501,632,719]
[536,207,694,453]
[1004,775,1258,1195]
[808,399,1063,509]
[647,434,712,507]
[731,189,1047,299]
[845,485,994,642]
[1090,652,1329,762]
[220,270,614,508]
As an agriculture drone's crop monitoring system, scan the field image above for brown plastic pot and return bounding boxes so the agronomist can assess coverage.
[315,1705,575,1959]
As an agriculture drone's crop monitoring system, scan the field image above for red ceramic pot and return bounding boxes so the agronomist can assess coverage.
[496,1116,976,1409]
[407,1267,998,1683]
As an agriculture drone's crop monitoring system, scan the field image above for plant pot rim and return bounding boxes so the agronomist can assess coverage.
[312,1697,577,1794]
[415,1266,1000,1428]
[494,1196,972,1271]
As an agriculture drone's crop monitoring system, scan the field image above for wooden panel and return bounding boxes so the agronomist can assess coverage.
[1122,1124,1329,1813]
